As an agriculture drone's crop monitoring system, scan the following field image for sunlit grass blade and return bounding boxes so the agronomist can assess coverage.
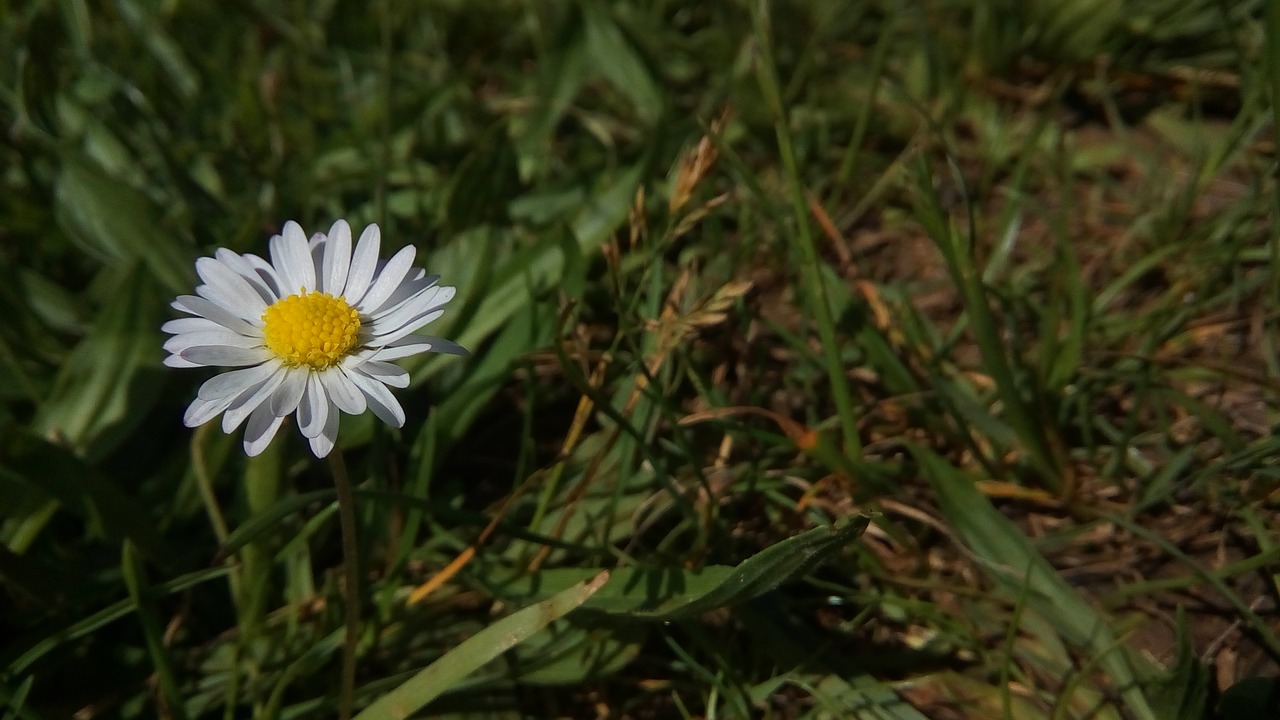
[353,572,609,720]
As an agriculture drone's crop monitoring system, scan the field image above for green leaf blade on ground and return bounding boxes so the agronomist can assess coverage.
[489,515,870,620]
[353,572,609,720]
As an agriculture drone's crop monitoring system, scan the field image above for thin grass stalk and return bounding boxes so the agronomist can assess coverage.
[748,0,863,463]
[910,157,1059,488]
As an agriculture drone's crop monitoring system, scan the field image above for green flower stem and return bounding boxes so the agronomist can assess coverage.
[329,448,361,720]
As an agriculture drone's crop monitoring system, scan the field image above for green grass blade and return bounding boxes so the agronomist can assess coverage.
[121,540,190,720]
[913,445,1156,720]
[491,516,870,619]
[353,572,609,720]
[909,159,1058,486]
[749,0,863,463]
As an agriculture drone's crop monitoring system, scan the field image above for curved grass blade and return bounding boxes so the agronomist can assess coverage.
[491,515,871,620]
[353,571,609,720]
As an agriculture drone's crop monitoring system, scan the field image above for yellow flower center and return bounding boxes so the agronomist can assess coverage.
[261,291,361,369]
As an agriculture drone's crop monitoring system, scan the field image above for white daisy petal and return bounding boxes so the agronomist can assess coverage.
[368,286,454,336]
[347,370,406,427]
[354,245,416,315]
[343,224,381,305]
[273,221,316,294]
[373,334,471,360]
[296,375,330,438]
[270,367,309,417]
[366,283,448,329]
[214,249,278,304]
[172,295,261,336]
[162,317,226,335]
[164,330,262,354]
[194,283,263,324]
[197,363,278,402]
[376,273,439,314]
[308,406,341,457]
[164,355,203,369]
[308,235,326,291]
[244,403,287,457]
[323,220,352,296]
[318,366,367,414]
[221,366,287,433]
[180,345,275,367]
[372,310,445,345]
[356,360,409,389]
[196,257,269,315]
[244,253,284,298]
[184,395,236,427]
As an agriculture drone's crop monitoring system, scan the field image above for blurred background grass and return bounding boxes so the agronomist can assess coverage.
[2,0,1280,718]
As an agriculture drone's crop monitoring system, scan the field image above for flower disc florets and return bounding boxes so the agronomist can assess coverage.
[262,291,361,369]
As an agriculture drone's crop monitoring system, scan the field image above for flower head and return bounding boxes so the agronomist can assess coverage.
[163,220,466,457]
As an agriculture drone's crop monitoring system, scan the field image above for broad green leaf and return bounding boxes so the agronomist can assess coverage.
[506,619,646,685]
[33,264,164,460]
[18,268,85,335]
[53,158,190,293]
[581,1,662,123]
[490,516,870,619]
[353,572,609,720]
[57,0,93,58]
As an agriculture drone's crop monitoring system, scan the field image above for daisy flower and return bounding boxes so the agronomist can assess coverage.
[163,220,466,457]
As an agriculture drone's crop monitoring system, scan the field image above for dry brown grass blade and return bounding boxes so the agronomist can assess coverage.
[669,108,731,214]
[806,190,852,268]
[678,405,819,451]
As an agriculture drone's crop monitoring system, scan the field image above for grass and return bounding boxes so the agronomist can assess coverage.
[2,0,1279,718]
